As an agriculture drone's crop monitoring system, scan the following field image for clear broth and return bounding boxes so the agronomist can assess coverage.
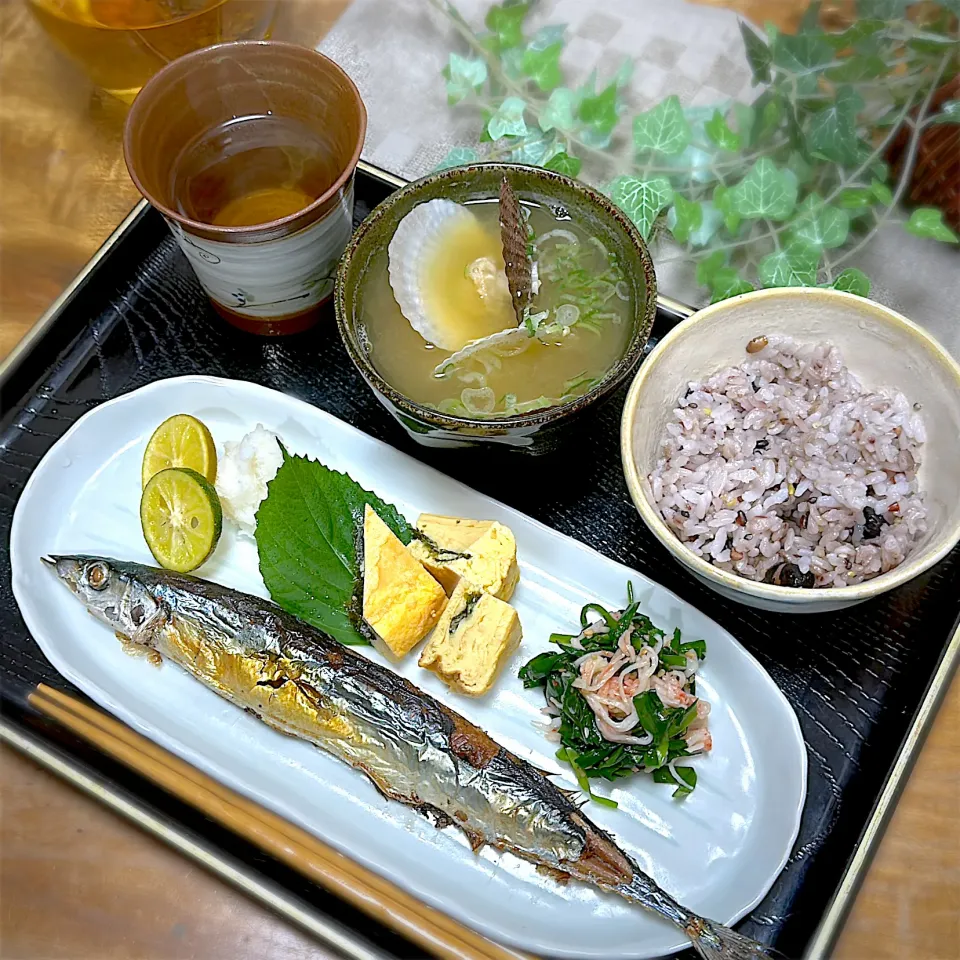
[360,199,634,417]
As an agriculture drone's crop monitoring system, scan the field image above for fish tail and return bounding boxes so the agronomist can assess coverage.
[688,917,783,959]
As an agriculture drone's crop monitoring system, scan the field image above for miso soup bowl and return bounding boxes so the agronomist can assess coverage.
[335,163,657,453]
[620,288,960,613]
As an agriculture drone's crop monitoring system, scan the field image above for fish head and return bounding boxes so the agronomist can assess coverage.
[44,555,163,639]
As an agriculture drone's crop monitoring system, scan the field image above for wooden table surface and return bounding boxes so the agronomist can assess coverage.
[1,1,958,959]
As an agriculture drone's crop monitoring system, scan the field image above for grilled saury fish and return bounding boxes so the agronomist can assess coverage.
[49,555,776,959]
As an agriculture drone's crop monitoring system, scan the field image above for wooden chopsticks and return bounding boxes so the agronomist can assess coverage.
[29,684,532,960]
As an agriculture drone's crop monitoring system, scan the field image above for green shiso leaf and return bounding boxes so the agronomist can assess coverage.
[255,449,412,646]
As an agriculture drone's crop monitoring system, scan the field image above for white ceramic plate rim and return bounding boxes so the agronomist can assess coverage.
[11,376,807,958]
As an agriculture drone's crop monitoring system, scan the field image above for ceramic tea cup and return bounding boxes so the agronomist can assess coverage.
[124,40,365,335]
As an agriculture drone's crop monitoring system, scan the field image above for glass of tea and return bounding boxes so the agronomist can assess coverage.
[27,0,277,104]
[123,41,366,335]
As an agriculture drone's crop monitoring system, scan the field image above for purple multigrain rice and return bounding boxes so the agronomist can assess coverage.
[646,337,927,588]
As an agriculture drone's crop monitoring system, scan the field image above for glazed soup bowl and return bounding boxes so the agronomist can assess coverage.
[335,163,657,453]
[621,288,960,614]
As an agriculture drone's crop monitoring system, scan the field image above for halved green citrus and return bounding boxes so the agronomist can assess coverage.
[140,467,222,572]
[142,414,217,489]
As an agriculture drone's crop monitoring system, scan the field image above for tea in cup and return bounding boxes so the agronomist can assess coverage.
[124,40,366,335]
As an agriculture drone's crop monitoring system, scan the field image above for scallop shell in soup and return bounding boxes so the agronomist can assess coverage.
[388,199,480,351]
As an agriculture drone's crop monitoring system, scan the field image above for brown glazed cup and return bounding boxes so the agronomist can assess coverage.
[124,41,366,335]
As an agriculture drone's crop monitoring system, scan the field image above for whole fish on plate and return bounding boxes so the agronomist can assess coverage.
[48,555,778,960]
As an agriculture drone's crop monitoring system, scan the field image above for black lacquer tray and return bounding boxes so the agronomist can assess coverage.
[2,163,958,960]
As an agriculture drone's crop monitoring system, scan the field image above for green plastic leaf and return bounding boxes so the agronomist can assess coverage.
[704,109,742,151]
[791,194,850,250]
[632,95,692,156]
[527,24,566,50]
[824,19,884,48]
[740,21,771,84]
[443,53,487,105]
[687,201,723,247]
[255,451,413,646]
[696,250,727,286]
[578,82,619,136]
[831,268,871,297]
[509,133,558,165]
[433,146,479,171]
[668,195,703,244]
[838,187,874,209]
[857,0,908,17]
[904,207,959,243]
[729,158,798,221]
[608,175,674,240]
[544,150,581,177]
[614,58,634,88]
[487,96,528,140]
[521,41,563,91]
[713,184,742,233]
[806,85,863,165]
[709,267,754,302]
[870,178,893,206]
[909,35,960,54]
[929,100,960,126]
[786,150,814,186]
[799,0,822,31]
[758,242,820,287]
[484,0,529,51]
[733,103,756,143]
[771,32,833,74]
[539,86,579,132]
[752,91,784,145]
[826,54,886,82]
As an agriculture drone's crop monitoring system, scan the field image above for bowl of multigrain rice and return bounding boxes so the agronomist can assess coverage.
[621,288,960,613]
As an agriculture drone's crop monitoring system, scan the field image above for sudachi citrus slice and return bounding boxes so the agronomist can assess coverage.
[141,414,217,489]
[140,467,222,573]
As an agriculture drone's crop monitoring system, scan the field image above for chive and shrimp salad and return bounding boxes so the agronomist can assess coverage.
[519,583,711,806]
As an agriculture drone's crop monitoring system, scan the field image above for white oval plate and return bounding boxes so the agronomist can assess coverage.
[10,376,806,959]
